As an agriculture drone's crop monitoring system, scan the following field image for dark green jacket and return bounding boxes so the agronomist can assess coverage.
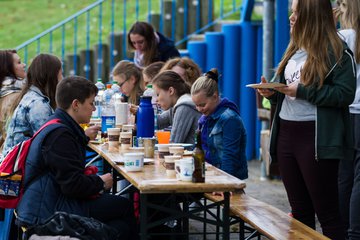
[269,45,356,162]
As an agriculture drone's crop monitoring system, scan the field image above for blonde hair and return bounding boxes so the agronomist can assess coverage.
[277,0,343,88]
[191,68,219,97]
[338,0,360,62]
[161,57,202,86]
[112,60,143,105]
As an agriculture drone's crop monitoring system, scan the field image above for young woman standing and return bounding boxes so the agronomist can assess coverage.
[258,0,356,238]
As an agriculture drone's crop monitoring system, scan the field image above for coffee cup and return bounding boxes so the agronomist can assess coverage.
[157,144,172,161]
[169,146,184,157]
[163,155,181,178]
[107,128,120,151]
[120,131,132,150]
[175,158,194,182]
[123,152,144,172]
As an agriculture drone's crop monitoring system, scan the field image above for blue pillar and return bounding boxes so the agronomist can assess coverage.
[255,24,263,160]
[275,0,289,64]
[222,24,241,103]
[240,22,257,160]
[205,32,224,93]
[187,41,207,73]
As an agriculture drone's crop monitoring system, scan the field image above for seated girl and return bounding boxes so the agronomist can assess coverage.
[191,69,248,180]
[152,71,201,144]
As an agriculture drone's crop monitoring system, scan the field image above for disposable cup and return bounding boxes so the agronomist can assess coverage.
[156,131,171,144]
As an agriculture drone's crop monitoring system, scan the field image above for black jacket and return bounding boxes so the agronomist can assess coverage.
[17,109,104,226]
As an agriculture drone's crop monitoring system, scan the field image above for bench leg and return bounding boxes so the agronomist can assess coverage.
[222,192,230,240]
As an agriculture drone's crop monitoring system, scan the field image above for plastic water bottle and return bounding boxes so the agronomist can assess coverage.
[101,84,116,137]
[92,78,105,118]
[136,96,154,138]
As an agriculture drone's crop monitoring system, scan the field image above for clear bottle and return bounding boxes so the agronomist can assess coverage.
[101,84,116,137]
[92,78,105,118]
[192,130,205,183]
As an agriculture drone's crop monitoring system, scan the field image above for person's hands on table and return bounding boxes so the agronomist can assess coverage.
[85,125,101,140]
[130,104,139,115]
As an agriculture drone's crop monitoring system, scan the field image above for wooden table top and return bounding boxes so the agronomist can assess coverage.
[89,143,246,194]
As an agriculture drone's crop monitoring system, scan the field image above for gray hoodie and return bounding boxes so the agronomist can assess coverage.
[158,94,200,144]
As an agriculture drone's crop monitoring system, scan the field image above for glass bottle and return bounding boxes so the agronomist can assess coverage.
[192,130,205,183]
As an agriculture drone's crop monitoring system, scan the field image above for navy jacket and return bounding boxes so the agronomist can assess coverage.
[16,109,104,226]
[156,32,180,62]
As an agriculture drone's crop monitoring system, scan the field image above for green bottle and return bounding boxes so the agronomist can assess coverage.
[192,130,205,183]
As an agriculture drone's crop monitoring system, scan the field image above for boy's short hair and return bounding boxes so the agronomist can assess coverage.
[56,76,98,110]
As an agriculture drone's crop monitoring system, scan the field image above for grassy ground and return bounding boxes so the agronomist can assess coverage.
[0,0,245,61]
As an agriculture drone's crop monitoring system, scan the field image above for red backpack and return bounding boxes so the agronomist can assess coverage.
[0,119,61,209]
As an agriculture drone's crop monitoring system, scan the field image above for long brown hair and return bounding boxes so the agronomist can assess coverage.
[338,0,360,63]
[0,49,17,85]
[128,21,158,67]
[12,54,61,112]
[277,0,343,87]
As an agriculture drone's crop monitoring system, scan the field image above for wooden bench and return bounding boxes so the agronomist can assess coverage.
[204,192,330,240]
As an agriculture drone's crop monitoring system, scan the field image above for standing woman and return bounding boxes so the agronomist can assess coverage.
[191,69,248,180]
[153,70,201,144]
[258,0,356,239]
[0,50,26,152]
[336,0,360,238]
[128,21,180,68]
[2,53,62,155]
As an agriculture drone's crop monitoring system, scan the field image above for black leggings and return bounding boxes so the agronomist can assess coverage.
[276,119,344,240]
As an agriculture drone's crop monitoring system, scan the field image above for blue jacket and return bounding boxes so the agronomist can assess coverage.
[2,86,54,155]
[16,109,104,226]
[199,98,248,180]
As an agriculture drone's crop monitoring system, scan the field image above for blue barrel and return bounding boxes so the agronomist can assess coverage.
[187,41,207,73]
[240,22,257,160]
[222,24,241,103]
[136,96,154,138]
[205,32,224,93]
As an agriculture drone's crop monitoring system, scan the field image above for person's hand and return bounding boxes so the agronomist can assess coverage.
[100,173,113,190]
[333,7,340,27]
[257,76,275,98]
[274,81,298,98]
[130,104,139,115]
[85,125,101,140]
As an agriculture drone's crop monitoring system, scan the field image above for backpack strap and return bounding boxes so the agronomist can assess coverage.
[30,119,62,140]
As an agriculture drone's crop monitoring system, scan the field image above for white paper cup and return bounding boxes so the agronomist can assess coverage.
[107,128,120,151]
[123,152,144,171]
[120,131,132,150]
[169,146,184,157]
[115,102,129,125]
[164,155,181,178]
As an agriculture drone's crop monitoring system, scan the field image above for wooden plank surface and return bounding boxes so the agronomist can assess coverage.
[205,193,330,240]
[89,143,246,194]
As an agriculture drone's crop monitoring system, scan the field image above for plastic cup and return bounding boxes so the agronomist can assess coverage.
[156,131,171,144]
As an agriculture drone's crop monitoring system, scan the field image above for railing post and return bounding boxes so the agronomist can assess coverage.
[175,0,186,49]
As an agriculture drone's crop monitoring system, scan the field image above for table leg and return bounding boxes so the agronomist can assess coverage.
[222,192,230,240]
[140,194,148,240]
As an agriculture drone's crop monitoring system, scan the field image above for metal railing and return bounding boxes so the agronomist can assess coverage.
[15,0,245,82]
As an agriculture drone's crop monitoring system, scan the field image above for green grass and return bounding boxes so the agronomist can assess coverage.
[0,0,244,62]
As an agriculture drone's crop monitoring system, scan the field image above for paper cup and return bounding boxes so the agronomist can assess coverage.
[120,131,132,150]
[164,155,181,178]
[115,102,129,125]
[175,158,194,182]
[169,146,184,157]
[107,128,120,151]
